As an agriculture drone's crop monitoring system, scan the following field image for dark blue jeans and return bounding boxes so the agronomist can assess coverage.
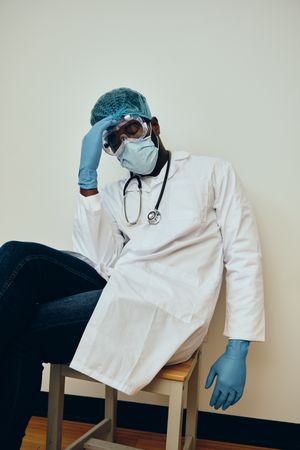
[0,240,107,449]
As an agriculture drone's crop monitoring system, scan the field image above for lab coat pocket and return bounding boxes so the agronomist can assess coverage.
[167,182,208,222]
[145,261,200,323]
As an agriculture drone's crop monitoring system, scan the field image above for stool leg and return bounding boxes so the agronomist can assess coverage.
[166,381,184,450]
[185,352,201,450]
[104,385,118,442]
[46,364,65,450]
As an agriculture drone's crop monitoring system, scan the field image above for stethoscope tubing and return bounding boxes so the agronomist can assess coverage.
[122,151,171,226]
[122,175,142,226]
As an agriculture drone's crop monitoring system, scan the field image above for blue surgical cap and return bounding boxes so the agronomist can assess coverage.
[90,87,152,125]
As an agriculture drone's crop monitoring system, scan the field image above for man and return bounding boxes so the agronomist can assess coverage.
[70,87,265,402]
[0,87,264,448]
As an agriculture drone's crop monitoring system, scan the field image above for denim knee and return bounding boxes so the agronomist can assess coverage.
[0,241,49,265]
[1,240,23,250]
[1,240,28,255]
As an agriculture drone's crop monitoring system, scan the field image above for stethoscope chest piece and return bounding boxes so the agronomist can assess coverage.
[147,209,161,225]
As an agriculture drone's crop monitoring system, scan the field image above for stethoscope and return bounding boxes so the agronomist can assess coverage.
[122,150,171,226]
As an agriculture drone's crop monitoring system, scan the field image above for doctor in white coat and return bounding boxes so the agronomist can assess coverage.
[69,87,265,410]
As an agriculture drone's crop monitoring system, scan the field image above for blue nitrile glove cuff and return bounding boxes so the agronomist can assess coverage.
[78,168,98,190]
[226,339,250,358]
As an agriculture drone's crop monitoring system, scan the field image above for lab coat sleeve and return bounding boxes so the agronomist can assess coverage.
[72,190,125,280]
[213,159,265,341]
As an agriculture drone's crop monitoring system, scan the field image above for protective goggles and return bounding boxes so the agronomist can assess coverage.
[102,115,150,156]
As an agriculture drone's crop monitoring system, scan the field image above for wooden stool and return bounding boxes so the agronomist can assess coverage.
[46,347,202,450]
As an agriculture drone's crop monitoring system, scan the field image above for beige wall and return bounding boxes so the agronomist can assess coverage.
[0,0,299,424]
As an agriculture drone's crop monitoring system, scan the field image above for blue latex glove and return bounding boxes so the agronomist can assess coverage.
[205,339,250,410]
[78,116,116,189]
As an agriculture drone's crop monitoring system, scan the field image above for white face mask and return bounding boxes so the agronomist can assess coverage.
[117,134,159,175]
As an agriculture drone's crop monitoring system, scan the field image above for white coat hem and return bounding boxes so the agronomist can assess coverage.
[69,360,140,396]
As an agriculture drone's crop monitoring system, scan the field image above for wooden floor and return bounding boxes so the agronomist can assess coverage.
[20,416,277,450]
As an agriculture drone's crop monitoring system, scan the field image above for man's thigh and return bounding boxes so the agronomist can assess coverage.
[15,289,103,363]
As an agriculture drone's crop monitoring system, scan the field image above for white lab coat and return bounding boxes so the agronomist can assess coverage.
[69,151,265,395]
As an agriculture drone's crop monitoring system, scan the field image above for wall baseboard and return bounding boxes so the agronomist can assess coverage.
[34,392,299,449]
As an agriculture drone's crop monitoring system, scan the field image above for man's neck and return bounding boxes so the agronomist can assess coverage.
[145,147,169,177]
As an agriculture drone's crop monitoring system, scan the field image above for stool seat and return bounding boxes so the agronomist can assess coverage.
[46,347,202,450]
[156,352,197,382]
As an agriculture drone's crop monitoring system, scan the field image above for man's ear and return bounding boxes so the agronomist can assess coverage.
[151,116,160,136]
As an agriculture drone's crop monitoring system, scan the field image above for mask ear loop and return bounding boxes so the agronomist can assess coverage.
[149,122,159,150]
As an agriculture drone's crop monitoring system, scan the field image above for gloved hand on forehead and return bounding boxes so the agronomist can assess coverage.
[78,115,116,190]
[205,339,250,410]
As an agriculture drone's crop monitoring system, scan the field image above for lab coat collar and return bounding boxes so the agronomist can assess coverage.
[124,151,190,192]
